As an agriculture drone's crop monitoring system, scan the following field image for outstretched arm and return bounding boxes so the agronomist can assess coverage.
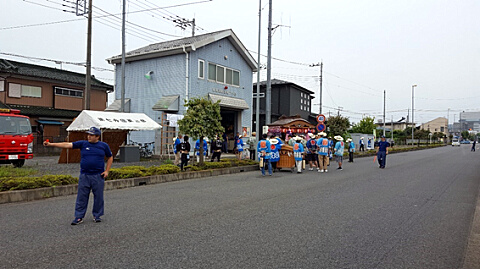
[43,141,73,149]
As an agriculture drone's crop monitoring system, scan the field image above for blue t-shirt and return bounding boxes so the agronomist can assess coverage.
[334,141,345,156]
[72,140,112,175]
[377,141,390,152]
[173,138,181,154]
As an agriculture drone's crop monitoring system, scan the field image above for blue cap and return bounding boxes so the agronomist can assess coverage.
[381,135,385,138]
[86,127,101,136]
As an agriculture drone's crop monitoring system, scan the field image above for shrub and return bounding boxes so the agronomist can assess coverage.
[147,164,180,175]
[0,175,78,192]
[106,168,146,181]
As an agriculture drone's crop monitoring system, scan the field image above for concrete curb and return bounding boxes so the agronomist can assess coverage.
[0,165,258,204]
[462,182,480,269]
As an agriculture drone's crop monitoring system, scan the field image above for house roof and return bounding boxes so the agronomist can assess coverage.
[7,104,81,119]
[0,58,113,92]
[254,79,315,95]
[107,29,257,71]
[269,116,315,128]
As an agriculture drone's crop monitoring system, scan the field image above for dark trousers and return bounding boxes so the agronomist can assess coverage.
[349,152,354,162]
[359,144,365,151]
[180,153,189,171]
[211,151,221,162]
[250,149,256,160]
[377,151,386,168]
[222,141,228,153]
[75,173,104,219]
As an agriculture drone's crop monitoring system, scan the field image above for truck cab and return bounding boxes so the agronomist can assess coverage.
[0,108,34,167]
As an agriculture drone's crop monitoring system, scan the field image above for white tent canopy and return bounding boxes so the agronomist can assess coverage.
[67,110,162,132]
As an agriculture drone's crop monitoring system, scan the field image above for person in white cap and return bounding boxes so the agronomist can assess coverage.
[293,136,305,173]
[235,135,245,160]
[173,134,183,166]
[347,138,355,163]
[269,138,280,171]
[359,137,365,152]
[333,135,345,170]
[317,132,329,172]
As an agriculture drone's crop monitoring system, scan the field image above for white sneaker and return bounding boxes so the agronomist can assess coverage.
[324,169,328,173]
[319,169,324,173]
[309,168,313,171]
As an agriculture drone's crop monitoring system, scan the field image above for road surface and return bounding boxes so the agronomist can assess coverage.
[1,145,479,268]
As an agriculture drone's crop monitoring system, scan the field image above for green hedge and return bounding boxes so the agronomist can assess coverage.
[0,175,78,192]
[1,161,256,192]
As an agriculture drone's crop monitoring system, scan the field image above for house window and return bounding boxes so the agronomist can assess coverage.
[207,62,240,86]
[54,87,83,98]
[232,70,240,86]
[22,85,42,97]
[225,69,233,85]
[441,127,445,132]
[216,65,225,83]
[198,60,205,79]
[0,81,4,92]
[208,63,216,80]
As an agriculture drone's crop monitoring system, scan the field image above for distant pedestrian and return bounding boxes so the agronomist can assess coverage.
[367,138,372,150]
[347,138,355,163]
[211,135,223,162]
[233,132,240,153]
[293,136,305,173]
[334,136,345,170]
[472,140,477,152]
[376,135,390,169]
[222,132,228,153]
[317,132,329,173]
[306,133,319,171]
[195,138,207,163]
[44,127,113,225]
[247,132,257,160]
[177,135,191,171]
[173,134,182,166]
[235,135,245,160]
[257,134,272,176]
[269,138,280,171]
[359,137,365,152]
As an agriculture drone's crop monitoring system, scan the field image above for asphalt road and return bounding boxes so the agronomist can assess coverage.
[1,145,479,268]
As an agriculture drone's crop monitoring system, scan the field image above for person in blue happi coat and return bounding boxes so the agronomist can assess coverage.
[195,137,208,163]
[269,138,281,171]
[257,134,272,176]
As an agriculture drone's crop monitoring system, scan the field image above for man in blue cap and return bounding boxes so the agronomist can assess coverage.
[44,126,113,225]
[376,135,390,169]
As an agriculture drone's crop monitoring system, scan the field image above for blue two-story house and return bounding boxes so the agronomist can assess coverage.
[107,29,257,152]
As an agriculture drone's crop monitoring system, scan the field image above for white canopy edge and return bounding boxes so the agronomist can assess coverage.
[66,110,162,132]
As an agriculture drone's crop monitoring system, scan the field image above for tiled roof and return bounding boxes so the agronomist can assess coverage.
[7,104,81,118]
[107,29,257,71]
[0,58,113,91]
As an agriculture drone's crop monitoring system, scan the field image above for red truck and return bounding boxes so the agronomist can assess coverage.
[0,108,34,167]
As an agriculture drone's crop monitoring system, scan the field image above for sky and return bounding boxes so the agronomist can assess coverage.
[1,0,479,126]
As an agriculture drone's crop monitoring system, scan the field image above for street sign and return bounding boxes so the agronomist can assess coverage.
[316,123,326,132]
[253,93,265,98]
[316,114,326,123]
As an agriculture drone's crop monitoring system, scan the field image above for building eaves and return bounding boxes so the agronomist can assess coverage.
[254,79,315,95]
[0,58,113,92]
[7,104,81,119]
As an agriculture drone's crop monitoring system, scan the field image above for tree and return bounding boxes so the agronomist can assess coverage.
[177,97,225,165]
[351,116,376,134]
[461,131,470,141]
[326,115,350,137]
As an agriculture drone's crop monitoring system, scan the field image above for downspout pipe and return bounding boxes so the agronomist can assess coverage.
[182,45,189,103]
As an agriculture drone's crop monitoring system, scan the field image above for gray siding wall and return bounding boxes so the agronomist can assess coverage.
[114,38,253,144]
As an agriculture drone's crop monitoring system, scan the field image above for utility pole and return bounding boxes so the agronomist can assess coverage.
[383,90,386,137]
[265,0,272,124]
[391,115,394,141]
[120,0,126,112]
[84,0,93,110]
[173,18,196,37]
[411,85,417,144]
[310,62,323,114]
[255,0,262,159]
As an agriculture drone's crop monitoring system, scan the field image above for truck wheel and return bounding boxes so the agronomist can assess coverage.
[13,159,25,168]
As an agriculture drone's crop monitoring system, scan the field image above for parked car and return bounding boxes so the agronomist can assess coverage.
[452,138,460,146]
[460,140,471,144]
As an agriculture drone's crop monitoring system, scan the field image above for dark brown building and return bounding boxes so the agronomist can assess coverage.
[0,58,113,150]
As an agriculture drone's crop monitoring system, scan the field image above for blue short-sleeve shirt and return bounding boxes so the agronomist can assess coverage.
[377,141,390,152]
[72,140,112,175]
